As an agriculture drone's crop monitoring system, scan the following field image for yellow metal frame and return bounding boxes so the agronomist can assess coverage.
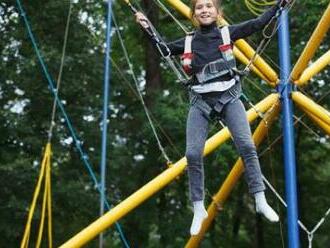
[60,94,279,248]
[291,2,330,82]
[295,49,330,85]
[59,1,330,247]
[302,109,330,136]
[292,92,330,126]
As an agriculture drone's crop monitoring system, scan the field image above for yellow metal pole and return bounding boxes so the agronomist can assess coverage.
[234,47,274,85]
[186,101,280,247]
[303,108,330,136]
[235,39,278,84]
[291,2,330,81]
[60,94,278,248]
[292,92,330,126]
[295,50,330,86]
[163,0,279,85]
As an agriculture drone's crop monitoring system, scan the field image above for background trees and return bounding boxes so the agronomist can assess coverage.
[0,0,329,247]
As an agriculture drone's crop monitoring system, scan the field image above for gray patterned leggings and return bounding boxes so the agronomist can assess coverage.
[185,98,265,202]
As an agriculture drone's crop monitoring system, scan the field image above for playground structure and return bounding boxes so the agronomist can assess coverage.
[16,0,330,247]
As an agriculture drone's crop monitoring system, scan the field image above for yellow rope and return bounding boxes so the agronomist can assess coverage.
[47,156,53,248]
[20,143,53,248]
[36,165,48,248]
[245,0,277,16]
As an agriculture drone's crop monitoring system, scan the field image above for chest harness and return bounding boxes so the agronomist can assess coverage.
[181,26,237,85]
[180,26,242,120]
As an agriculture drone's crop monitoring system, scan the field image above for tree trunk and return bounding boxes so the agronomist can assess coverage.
[142,0,162,98]
[254,214,264,248]
[232,182,244,237]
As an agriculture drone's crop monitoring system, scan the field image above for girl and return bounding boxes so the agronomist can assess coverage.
[135,0,289,236]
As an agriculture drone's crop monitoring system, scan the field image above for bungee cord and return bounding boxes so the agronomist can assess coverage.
[47,0,72,142]
[22,3,73,248]
[238,0,297,78]
[224,0,296,84]
[125,0,190,84]
[112,11,173,165]
[152,0,191,34]
[245,0,277,16]
[111,58,183,158]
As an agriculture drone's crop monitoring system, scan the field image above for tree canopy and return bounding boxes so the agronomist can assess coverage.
[0,0,330,247]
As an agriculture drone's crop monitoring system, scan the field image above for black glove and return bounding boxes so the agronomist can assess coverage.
[279,0,291,8]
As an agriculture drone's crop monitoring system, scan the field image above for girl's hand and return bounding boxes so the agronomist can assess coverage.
[135,12,150,29]
[280,0,291,7]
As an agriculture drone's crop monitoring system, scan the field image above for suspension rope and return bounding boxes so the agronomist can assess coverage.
[239,1,289,77]
[113,12,173,165]
[47,0,73,143]
[99,0,114,246]
[15,1,131,247]
[152,0,190,34]
[124,0,189,84]
[264,120,286,248]
[111,58,183,158]
[22,2,72,247]
[21,1,72,248]
[262,174,330,248]
[222,0,296,84]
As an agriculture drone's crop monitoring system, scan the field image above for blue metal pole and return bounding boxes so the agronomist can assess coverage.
[277,6,300,248]
[99,0,113,247]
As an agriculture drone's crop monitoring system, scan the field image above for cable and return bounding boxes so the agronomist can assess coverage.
[262,174,330,248]
[112,11,172,165]
[47,0,73,142]
[15,1,131,247]
[124,0,190,84]
[153,0,190,34]
[111,58,183,158]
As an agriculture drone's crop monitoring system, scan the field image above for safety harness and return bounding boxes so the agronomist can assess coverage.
[180,11,283,119]
[181,26,237,85]
[181,26,240,120]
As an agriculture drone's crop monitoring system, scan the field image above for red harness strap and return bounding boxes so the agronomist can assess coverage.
[181,33,194,74]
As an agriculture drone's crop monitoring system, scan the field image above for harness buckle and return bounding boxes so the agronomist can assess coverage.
[208,61,218,74]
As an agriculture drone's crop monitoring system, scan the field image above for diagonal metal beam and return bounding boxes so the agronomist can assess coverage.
[295,49,330,86]
[291,2,330,82]
[60,94,279,248]
[303,108,330,136]
[292,92,330,126]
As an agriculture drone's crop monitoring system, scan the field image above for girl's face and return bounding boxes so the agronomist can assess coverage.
[193,0,218,26]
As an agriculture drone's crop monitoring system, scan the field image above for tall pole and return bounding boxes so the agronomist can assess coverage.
[277,6,300,248]
[99,0,113,247]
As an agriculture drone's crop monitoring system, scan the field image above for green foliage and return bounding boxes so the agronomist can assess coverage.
[1,0,330,247]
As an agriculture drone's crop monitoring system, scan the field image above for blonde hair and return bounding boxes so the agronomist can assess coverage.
[190,0,223,26]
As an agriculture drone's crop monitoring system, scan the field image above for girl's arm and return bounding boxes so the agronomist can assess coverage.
[229,5,279,41]
[135,12,184,56]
